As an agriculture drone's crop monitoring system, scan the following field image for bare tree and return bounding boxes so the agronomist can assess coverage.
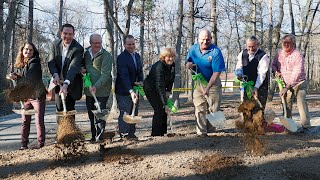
[210,0,218,45]
[104,0,134,36]
[288,0,295,35]
[58,0,63,37]
[187,0,195,101]
[28,0,33,42]
[252,0,257,36]
[172,0,184,106]
[104,0,117,112]
[139,0,145,64]
[298,0,312,49]
[272,0,284,52]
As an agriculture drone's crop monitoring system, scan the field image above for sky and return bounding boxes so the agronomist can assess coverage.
[33,0,106,47]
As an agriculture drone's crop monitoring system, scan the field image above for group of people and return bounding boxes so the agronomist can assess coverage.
[8,24,310,150]
[234,34,310,133]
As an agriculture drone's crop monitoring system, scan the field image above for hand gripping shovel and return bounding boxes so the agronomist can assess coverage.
[56,91,77,116]
[6,76,37,115]
[276,78,297,132]
[198,78,225,129]
[123,89,142,124]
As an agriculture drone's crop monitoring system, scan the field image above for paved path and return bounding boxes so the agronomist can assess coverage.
[1,93,319,152]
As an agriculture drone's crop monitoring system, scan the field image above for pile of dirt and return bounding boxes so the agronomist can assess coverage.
[193,154,246,178]
[55,115,86,160]
[100,145,143,164]
[236,99,265,155]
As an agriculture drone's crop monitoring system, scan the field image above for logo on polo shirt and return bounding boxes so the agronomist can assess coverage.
[207,56,212,62]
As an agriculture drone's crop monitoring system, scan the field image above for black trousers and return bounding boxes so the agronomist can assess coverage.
[86,95,108,140]
[144,89,167,136]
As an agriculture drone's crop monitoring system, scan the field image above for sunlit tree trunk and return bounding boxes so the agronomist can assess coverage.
[28,0,33,42]
[252,0,257,36]
[57,0,63,37]
[272,0,284,51]
[172,0,183,106]
[288,0,295,35]
[210,0,218,45]
[298,0,312,49]
[187,0,195,101]
[139,0,145,65]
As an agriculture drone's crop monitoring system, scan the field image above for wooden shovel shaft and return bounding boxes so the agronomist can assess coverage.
[91,90,102,112]
[130,88,139,117]
[60,92,67,113]
[277,82,288,117]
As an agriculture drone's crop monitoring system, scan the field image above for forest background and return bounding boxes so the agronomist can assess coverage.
[0,0,319,113]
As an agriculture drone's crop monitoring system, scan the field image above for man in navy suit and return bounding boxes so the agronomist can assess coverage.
[115,35,143,139]
[48,24,84,120]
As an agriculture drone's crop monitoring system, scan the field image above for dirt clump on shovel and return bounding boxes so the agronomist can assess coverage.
[236,99,265,155]
[55,115,86,160]
[5,80,45,102]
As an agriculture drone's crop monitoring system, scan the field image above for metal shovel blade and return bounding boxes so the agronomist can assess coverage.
[280,117,298,132]
[206,111,225,129]
[123,112,142,124]
[12,109,37,115]
[264,108,276,124]
[92,109,109,120]
[56,110,77,116]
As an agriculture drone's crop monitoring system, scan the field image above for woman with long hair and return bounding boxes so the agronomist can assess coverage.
[143,48,176,136]
[8,42,46,150]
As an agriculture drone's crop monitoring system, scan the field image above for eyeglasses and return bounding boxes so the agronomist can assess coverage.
[91,41,102,45]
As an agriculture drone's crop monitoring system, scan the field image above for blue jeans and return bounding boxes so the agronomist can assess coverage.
[116,94,137,136]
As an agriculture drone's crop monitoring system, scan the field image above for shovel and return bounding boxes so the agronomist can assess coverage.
[90,91,109,142]
[56,91,77,116]
[91,91,109,120]
[198,79,225,129]
[6,76,37,115]
[277,80,297,132]
[123,89,142,124]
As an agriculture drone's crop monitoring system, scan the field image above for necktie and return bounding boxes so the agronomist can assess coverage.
[131,53,137,70]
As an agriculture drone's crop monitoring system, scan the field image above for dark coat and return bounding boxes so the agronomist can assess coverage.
[115,50,143,96]
[48,39,84,100]
[144,60,175,106]
[14,57,46,99]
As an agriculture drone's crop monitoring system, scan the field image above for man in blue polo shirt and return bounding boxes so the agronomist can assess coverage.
[186,29,226,137]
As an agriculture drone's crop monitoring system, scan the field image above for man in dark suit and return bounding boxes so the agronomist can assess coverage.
[48,23,84,119]
[115,35,143,139]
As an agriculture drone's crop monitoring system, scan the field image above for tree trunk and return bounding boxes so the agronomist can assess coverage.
[272,0,284,52]
[104,0,117,112]
[302,0,320,55]
[268,0,273,59]
[139,0,145,65]
[103,0,134,36]
[28,0,34,42]
[172,0,183,106]
[234,0,242,53]
[0,0,4,97]
[252,0,257,36]
[288,0,295,35]
[268,0,273,90]
[58,0,63,37]
[259,2,263,45]
[298,0,312,49]
[210,0,218,45]
[187,0,195,101]
[2,0,17,78]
